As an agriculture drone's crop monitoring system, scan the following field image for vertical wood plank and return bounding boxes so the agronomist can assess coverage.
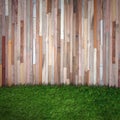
[78,0,82,84]
[0,64,2,86]
[0,15,2,65]
[11,23,15,65]
[0,4,1,73]
[42,0,47,84]
[118,0,120,87]
[20,20,24,63]
[39,36,42,84]
[8,40,12,86]
[2,36,5,86]
[112,21,116,64]
[46,0,51,14]
[54,0,60,84]
[36,0,40,84]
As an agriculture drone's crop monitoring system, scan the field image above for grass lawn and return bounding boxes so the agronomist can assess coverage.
[0,85,120,120]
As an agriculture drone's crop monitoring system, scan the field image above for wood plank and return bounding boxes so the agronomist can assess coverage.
[104,0,110,86]
[23,0,26,85]
[8,40,12,86]
[29,0,33,84]
[48,5,52,84]
[0,15,2,64]
[5,0,9,16]
[112,21,116,64]
[60,0,64,84]
[46,0,52,14]
[103,0,106,86]
[36,0,40,84]
[109,0,113,86]
[19,1,24,85]
[39,36,42,84]
[20,20,24,63]
[54,0,59,84]
[11,23,15,65]
[33,64,36,84]
[94,0,97,48]
[0,64,2,86]
[93,0,97,85]
[42,0,47,84]
[89,0,94,85]
[66,1,70,84]
[20,63,24,84]
[2,36,6,86]
[26,0,30,84]
[118,59,120,87]
[75,0,79,85]
[50,0,55,85]
[0,4,2,81]
[84,70,90,85]
[118,0,120,87]
[78,0,82,85]
[0,0,2,15]
[111,0,117,87]
[5,18,9,86]
[72,12,76,84]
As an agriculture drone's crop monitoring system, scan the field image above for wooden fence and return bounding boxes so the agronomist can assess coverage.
[0,0,120,87]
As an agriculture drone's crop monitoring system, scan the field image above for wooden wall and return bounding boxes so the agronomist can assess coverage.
[0,0,120,87]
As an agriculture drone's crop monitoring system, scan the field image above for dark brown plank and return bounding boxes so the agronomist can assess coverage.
[20,20,24,63]
[112,21,116,64]
[46,0,52,14]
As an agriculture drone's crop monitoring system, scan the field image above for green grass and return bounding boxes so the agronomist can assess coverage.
[0,85,120,120]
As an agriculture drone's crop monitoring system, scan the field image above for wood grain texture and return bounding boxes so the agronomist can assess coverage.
[2,36,5,86]
[36,0,40,84]
[118,0,120,87]
[112,21,116,64]
[11,23,15,65]
[46,0,51,14]
[54,0,59,84]
[8,40,12,86]
[0,15,2,64]
[20,20,24,63]
[0,64,2,86]
[94,0,97,48]
[39,36,42,84]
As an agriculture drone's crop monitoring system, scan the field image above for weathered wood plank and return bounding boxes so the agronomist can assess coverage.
[54,0,59,84]
[36,0,40,84]
[0,15,2,64]
[78,0,82,84]
[94,0,97,49]
[20,20,24,63]
[118,0,120,87]
[112,21,116,64]
[46,0,52,14]
[0,64,2,86]
[42,0,47,84]
[8,40,12,86]
[39,36,42,84]
[2,36,6,86]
